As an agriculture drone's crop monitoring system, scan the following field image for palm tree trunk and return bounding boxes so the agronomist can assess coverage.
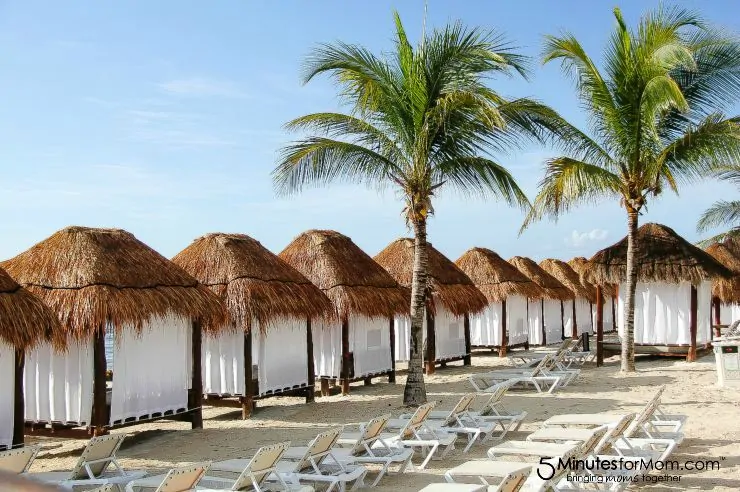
[622,208,639,372]
[403,216,429,406]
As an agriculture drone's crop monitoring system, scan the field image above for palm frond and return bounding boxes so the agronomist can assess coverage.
[697,200,740,233]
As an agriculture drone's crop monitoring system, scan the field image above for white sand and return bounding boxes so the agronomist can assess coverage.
[26,352,740,490]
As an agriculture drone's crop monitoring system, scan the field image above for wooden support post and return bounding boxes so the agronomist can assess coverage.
[499,299,508,357]
[688,285,698,362]
[320,378,330,397]
[388,318,396,383]
[13,350,25,448]
[560,301,565,340]
[91,325,108,436]
[425,308,436,375]
[595,286,604,367]
[341,319,350,395]
[524,300,530,350]
[713,298,722,338]
[305,318,315,403]
[571,301,578,339]
[463,314,472,366]
[611,295,617,333]
[190,320,203,429]
[540,299,546,346]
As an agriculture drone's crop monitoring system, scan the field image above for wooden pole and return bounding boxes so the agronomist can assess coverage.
[91,325,108,436]
[524,299,529,350]
[595,286,604,367]
[305,318,316,403]
[688,285,698,362]
[388,318,396,383]
[341,319,350,395]
[499,299,508,357]
[13,349,25,448]
[571,300,578,339]
[713,297,722,338]
[560,301,565,340]
[463,314,472,366]
[425,308,436,375]
[540,299,546,346]
[190,320,203,429]
[241,328,254,418]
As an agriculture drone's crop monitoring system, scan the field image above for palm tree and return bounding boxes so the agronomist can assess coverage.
[273,12,571,404]
[697,164,740,245]
[522,6,740,371]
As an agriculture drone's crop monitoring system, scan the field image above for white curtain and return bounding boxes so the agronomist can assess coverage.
[469,303,502,346]
[313,319,341,378]
[393,313,427,362]
[543,300,563,345]
[720,304,732,325]
[110,315,191,424]
[574,299,592,335]
[732,304,740,324]
[24,339,93,425]
[0,342,14,448]
[253,318,308,395]
[202,326,245,396]
[527,299,544,345]
[697,281,712,344]
[349,316,392,377]
[562,300,575,338]
[434,306,466,360]
[508,296,529,345]
[591,298,615,333]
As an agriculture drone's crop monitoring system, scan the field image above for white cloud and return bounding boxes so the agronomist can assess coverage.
[565,228,609,248]
[158,77,248,98]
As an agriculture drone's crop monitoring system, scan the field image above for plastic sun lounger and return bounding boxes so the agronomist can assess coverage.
[125,463,210,492]
[510,340,574,366]
[464,384,527,435]
[442,462,532,492]
[25,434,147,491]
[0,446,40,474]
[470,356,564,394]
[488,426,608,462]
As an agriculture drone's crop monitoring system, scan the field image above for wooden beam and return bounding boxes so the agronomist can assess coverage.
[341,319,350,395]
[388,318,396,383]
[91,325,108,436]
[688,285,698,362]
[611,296,617,333]
[540,299,546,346]
[305,318,316,403]
[425,308,436,375]
[190,320,203,429]
[13,349,25,448]
[571,301,578,339]
[560,301,565,340]
[524,299,529,350]
[499,299,508,357]
[596,286,604,367]
[713,298,722,338]
[242,327,254,418]
[463,314,472,366]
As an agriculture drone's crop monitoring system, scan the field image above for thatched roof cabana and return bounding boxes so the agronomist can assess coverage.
[455,248,544,303]
[1,226,227,347]
[374,238,487,317]
[705,242,740,304]
[0,267,60,351]
[568,257,617,298]
[540,259,595,302]
[508,256,573,301]
[584,223,731,285]
[278,230,408,321]
[173,233,333,332]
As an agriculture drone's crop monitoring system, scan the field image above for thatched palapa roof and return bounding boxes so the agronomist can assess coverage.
[540,259,595,302]
[705,242,740,303]
[1,226,227,347]
[374,238,487,316]
[585,223,731,285]
[455,248,544,303]
[568,257,617,298]
[173,233,333,332]
[0,267,61,351]
[278,230,408,321]
[507,256,573,300]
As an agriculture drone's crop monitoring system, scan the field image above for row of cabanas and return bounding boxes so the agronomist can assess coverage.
[0,222,735,448]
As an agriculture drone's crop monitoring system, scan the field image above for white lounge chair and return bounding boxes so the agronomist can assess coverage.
[488,425,608,462]
[0,446,40,474]
[25,434,146,491]
[125,463,210,492]
[442,461,532,492]
[464,383,527,437]
[470,355,564,393]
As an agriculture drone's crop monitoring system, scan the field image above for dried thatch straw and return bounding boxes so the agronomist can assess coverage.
[1,226,227,347]
[568,257,617,298]
[278,230,408,321]
[585,223,731,285]
[455,248,544,303]
[704,242,740,303]
[173,233,333,332]
[540,259,595,302]
[374,238,487,316]
[0,267,61,351]
[507,256,573,300]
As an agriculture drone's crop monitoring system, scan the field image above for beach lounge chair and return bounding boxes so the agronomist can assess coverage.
[464,383,527,436]
[509,340,573,367]
[440,462,532,492]
[25,434,147,491]
[488,425,607,462]
[418,484,488,492]
[0,446,40,474]
[125,463,210,492]
[88,486,117,492]
[287,415,412,487]
[470,355,564,394]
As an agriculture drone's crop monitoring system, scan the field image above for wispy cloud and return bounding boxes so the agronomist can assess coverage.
[565,228,608,248]
[158,77,248,98]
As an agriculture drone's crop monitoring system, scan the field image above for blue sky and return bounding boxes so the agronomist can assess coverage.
[1,0,739,264]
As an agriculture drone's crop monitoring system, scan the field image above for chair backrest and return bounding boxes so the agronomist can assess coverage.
[398,402,436,440]
[230,442,290,491]
[349,414,391,456]
[555,338,573,353]
[0,446,40,474]
[292,427,343,472]
[70,434,126,479]
[728,319,740,336]
[477,382,511,416]
[154,463,209,492]
[623,398,661,438]
[498,465,532,492]
[531,354,554,375]
[440,394,477,426]
[577,426,609,456]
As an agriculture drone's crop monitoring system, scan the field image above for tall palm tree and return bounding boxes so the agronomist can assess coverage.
[273,12,571,404]
[697,164,740,245]
[522,6,740,371]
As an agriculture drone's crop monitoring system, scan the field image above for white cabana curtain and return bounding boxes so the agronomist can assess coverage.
[527,299,544,345]
[349,315,392,377]
[202,326,245,396]
[719,303,740,325]
[617,281,712,345]
[543,300,563,345]
[591,298,616,333]
[313,319,341,378]
[434,306,466,360]
[253,317,308,394]
[0,342,14,448]
[24,339,93,425]
[562,300,575,339]
[110,315,191,424]
[469,303,502,346]
[393,313,427,362]
[508,296,529,346]
[574,299,592,335]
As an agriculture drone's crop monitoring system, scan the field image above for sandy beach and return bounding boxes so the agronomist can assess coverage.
[26,352,740,491]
